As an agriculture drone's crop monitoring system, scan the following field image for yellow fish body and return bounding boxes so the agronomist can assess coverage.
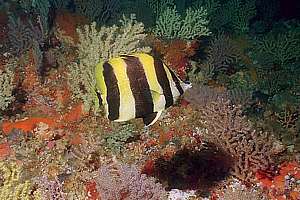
[95,53,191,126]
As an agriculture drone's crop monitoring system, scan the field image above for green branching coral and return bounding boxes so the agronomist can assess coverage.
[255,70,288,96]
[76,14,150,67]
[190,0,222,34]
[68,14,151,113]
[103,124,136,154]
[0,161,34,200]
[75,0,104,23]
[74,0,120,25]
[14,0,50,34]
[0,61,15,112]
[248,24,300,151]
[188,33,242,85]
[154,6,210,40]
[51,0,71,9]
[30,0,50,19]
[7,15,44,56]
[250,24,300,98]
[120,0,155,28]
[191,0,220,20]
[146,0,175,19]
[68,61,97,113]
[212,0,256,34]
[251,28,300,67]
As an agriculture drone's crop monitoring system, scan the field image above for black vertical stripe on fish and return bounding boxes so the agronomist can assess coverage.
[167,67,184,95]
[153,58,173,108]
[103,62,120,120]
[143,112,158,126]
[96,90,103,107]
[123,55,154,118]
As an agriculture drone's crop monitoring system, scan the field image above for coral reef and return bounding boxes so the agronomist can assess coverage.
[74,0,120,25]
[104,124,136,154]
[51,0,71,9]
[0,12,9,55]
[0,0,299,199]
[153,6,210,40]
[54,9,88,45]
[0,60,15,112]
[257,161,300,200]
[95,163,168,200]
[183,85,228,107]
[218,179,267,200]
[14,0,50,35]
[186,87,280,182]
[188,33,243,85]
[246,22,300,151]
[120,0,155,28]
[0,161,34,199]
[251,25,300,67]
[168,189,196,200]
[152,38,199,79]
[212,0,256,33]
[7,15,44,56]
[146,0,174,19]
[34,175,66,199]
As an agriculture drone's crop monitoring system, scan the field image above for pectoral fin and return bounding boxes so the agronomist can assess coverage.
[143,110,162,127]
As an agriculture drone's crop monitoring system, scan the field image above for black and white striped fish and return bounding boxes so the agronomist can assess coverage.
[95,53,191,126]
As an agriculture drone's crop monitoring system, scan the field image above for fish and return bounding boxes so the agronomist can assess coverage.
[95,53,191,126]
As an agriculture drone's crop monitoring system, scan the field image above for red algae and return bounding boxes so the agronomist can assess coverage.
[69,133,84,145]
[1,117,57,134]
[54,9,88,44]
[1,102,86,135]
[257,161,300,200]
[0,142,11,159]
[151,38,199,80]
[62,103,86,122]
[22,49,40,93]
[85,181,100,200]
[142,159,155,175]
[55,86,71,107]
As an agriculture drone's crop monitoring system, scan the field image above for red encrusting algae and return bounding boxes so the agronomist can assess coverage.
[142,159,155,175]
[22,49,40,93]
[0,142,11,159]
[62,103,86,122]
[1,117,56,134]
[85,181,100,200]
[54,9,88,44]
[256,161,300,200]
[152,38,199,80]
[1,102,87,134]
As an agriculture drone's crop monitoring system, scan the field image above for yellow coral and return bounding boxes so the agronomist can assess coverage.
[0,62,15,111]
[0,161,34,199]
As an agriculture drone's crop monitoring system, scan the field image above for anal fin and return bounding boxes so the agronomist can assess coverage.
[143,110,162,127]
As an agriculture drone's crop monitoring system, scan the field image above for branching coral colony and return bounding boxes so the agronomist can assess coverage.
[0,63,14,113]
[0,0,299,199]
